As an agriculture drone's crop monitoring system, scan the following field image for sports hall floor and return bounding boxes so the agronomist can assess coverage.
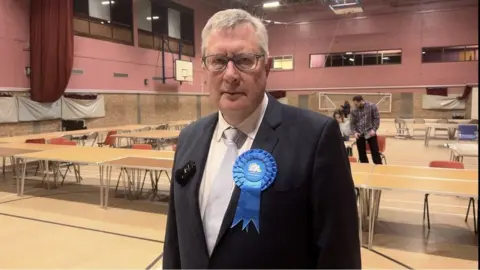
[0,137,477,269]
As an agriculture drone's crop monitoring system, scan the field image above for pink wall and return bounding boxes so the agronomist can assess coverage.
[1,2,477,93]
[0,0,217,93]
[265,7,479,90]
[0,0,30,89]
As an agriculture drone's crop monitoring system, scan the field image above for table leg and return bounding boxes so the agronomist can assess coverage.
[358,188,364,247]
[98,165,104,207]
[104,165,113,209]
[368,189,381,249]
[18,159,27,196]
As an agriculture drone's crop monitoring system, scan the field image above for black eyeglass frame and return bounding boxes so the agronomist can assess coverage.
[202,53,266,71]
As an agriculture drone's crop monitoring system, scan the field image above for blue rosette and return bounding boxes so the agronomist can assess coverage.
[231,149,277,233]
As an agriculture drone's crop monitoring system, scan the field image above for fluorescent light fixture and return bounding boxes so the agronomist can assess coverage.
[146,17,151,20]
[152,16,159,19]
[263,1,280,8]
[382,57,389,60]
[348,58,354,62]
[102,0,115,5]
[346,52,353,55]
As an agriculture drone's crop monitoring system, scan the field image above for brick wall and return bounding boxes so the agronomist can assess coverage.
[0,90,474,137]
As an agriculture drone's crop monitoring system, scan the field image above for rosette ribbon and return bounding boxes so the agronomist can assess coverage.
[231,149,277,233]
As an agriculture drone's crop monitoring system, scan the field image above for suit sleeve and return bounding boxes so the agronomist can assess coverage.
[311,118,361,269]
[163,135,183,269]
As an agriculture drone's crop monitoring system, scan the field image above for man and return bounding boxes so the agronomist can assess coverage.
[163,9,361,269]
[350,95,382,164]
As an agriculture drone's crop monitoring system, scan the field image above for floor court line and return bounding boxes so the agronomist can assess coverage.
[145,252,164,270]
[380,206,476,218]
[363,247,414,269]
[0,212,164,244]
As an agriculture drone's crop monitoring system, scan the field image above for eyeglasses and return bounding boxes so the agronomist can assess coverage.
[202,53,265,72]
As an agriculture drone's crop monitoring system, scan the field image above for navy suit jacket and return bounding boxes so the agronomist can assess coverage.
[163,94,361,269]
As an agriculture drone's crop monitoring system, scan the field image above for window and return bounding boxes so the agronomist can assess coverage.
[422,45,479,63]
[73,0,134,45]
[272,56,294,70]
[310,49,402,68]
[135,0,195,57]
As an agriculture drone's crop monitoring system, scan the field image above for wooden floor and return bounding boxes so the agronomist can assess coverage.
[0,137,477,269]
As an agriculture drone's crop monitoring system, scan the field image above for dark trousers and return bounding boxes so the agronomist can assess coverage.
[356,135,383,164]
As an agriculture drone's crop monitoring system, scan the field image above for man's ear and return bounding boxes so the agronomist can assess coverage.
[265,56,272,77]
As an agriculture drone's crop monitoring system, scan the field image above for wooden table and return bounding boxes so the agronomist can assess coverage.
[448,143,479,162]
[168,120,193,130]
[111,130,180,149]
[14,147,175,208]
[354,164,478,249]
[424,123,459,147]
[103,157,173,207]
[0,124,155,143]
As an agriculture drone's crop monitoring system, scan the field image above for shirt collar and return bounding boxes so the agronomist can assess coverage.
[215,92,269,142]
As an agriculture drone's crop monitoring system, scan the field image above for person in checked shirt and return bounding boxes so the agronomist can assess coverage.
[350,95,383,164]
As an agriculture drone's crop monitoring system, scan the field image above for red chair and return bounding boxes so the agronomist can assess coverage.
[348,156,357,163]
[423,161,475,233]
[25,138,46,144]
[98,131,118,147]
[132,144,153,150]
[50,137,68,144]
[365,135,387,164]
[429,160,464,169]
[115,143,153,197]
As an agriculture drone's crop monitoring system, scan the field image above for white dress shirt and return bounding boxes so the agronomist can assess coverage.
[199,93,269,224]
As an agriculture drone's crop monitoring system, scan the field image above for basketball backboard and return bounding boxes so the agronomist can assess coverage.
[175,59,193,83]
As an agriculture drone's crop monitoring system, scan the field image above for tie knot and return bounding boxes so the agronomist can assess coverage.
[223,128,240,144]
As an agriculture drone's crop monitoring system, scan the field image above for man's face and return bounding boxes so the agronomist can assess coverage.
[203,23,271,118]
[353,100,362,108]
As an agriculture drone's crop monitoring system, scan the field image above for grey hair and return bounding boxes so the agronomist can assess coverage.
[201,9,269,56]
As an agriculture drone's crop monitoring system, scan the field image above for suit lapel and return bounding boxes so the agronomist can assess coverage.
[184,113,218,259]
[214,94,283,248]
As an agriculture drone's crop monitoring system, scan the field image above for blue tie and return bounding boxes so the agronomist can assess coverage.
[203,127,242,255]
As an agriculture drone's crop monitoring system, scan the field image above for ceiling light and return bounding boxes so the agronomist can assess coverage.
[101,0,114,4]
[152,16,159,19]
[346,52,352,55]
[422,51,426,54]
[263,1,280,8]
[348,58,354,62]
[382,57,389,60]
[146,17,151,20]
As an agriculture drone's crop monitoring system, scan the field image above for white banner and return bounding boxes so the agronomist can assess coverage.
[61,95,106,120]
[422,94,466,110]
[0,97,19,123]
[17,96,61,122]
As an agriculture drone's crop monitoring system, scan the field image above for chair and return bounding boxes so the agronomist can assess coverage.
[433,119,450,138]
[412,118,426,138]
[457,124,478,141]
[365,135,387,164]
[468,119,478,124]
[49,140,81,185]
[98,131,117,147]
[25,138,46,175]
[348,156,357,163]
[424,161,476,233]
[50,137,68,144]
[156,124,168,130]
[115,144,154,199]
[394,118,410,139]
[83,132,99,146]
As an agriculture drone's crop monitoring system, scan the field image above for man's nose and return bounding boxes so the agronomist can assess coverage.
[223,61,240,84]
